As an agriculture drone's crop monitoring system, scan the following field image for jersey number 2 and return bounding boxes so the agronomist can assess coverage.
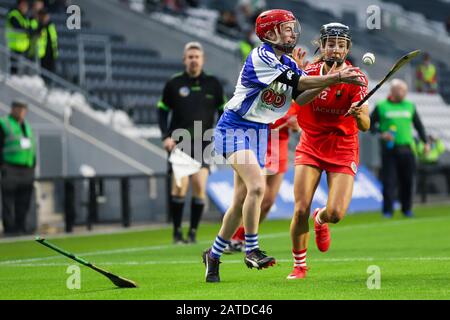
[319,91,328,100]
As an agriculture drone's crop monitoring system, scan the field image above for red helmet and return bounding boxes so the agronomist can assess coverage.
[255,9,300,53]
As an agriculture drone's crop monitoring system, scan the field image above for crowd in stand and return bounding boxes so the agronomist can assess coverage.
[4,0,63,75]
[122,0,442,93]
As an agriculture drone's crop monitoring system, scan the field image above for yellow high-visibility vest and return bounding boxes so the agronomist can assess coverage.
[36,22,59,59]
[5,9,30,53]
[418,63,436,83]
[0,115,36,167]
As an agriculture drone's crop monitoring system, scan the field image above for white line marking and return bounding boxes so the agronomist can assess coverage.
[2,257,450,268]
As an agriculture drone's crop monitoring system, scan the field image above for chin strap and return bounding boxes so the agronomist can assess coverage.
[324,58,345,68]
[264,40,295,54]
[275,43,295,54]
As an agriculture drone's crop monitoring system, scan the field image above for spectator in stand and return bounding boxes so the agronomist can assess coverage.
[416,53,438,93]
[28,0,45,62]
[5,0,31,74]
[37,8,59,74]
[445,15,450,36]
[235,0,266,32]
[161,0,186,15]
[216,10,241,39]
[31,0,45,21]
[185,0,199,7]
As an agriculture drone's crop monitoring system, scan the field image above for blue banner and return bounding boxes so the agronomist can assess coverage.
[207,165,383,219]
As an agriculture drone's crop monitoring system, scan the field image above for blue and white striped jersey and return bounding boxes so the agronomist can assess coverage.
[224,43,305,124]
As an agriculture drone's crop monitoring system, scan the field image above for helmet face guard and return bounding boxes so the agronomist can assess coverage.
[255,9,301,54]
[319,23,351,67]
[264,20,301,54]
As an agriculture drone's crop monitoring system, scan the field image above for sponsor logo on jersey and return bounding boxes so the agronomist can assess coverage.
[385,110,412,119]
[287,70,294,80]
[351,161,358,174]
[312,105,347,115]
[179,86,190,97]
[261,88,286,108]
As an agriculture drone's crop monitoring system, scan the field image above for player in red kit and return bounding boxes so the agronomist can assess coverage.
[287,23,370,279]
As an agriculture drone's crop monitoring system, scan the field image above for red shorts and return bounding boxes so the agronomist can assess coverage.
[265,133,289,174]
[294,131,359,176]
[295,150,358,176]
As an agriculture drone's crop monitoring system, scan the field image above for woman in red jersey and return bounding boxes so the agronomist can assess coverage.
[287,23,370,279]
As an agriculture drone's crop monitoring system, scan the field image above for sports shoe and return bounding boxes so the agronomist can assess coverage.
[403,211,414,218]
[223,240,245,254]
[286,266,308,279]
[187,230,197,244]
[244,249,276,269]
[383,212,393,219]
[313,208,331,252]
[202,248,221,282]
[173,232,187,245]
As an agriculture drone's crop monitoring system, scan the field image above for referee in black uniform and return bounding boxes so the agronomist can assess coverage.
[158,42,226,244]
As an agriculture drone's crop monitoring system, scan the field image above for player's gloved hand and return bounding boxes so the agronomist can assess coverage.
[163,137,176,152]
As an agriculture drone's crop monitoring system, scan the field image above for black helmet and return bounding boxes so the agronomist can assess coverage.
[320,22,351,42]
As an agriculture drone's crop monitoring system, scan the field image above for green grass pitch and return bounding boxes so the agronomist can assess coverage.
[1,205,449,300]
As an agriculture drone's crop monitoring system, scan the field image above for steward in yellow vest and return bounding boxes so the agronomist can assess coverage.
[32,8,59,72]
[5,0,31,74]
[416,53,438,93]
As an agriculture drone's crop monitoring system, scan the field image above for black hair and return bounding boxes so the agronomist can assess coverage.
[12,100,28,108]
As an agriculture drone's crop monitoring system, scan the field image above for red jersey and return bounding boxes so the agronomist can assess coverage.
[270,102,298,138]
[295,61,368,170]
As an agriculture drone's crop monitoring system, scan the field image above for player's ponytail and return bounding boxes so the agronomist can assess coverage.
[311,38,325,63]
